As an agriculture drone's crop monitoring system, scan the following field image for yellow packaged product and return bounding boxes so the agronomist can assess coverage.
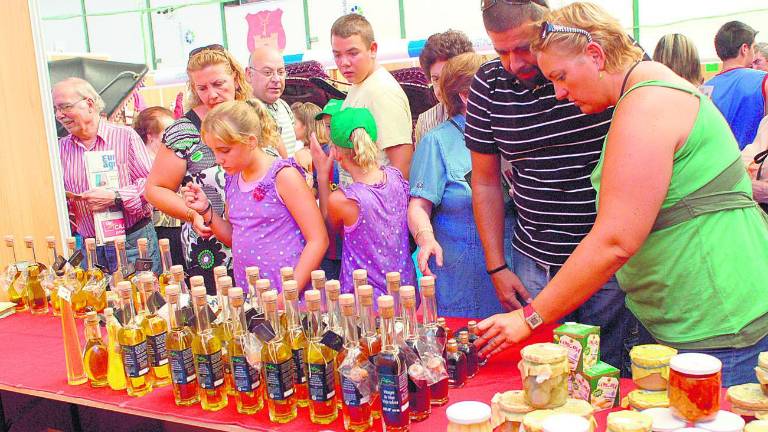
[630,345,677,391]
[627,389,669,410]
[553,322,600,373]
[491,390,535,431]
[746,420,768,432]
[519,343,569,409]
[606,410,653,432]
[553,398,596,432]
[520,409,555,432]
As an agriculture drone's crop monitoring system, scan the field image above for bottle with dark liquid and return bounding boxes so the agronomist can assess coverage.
[191,284,228,411]
[358,284,382,419]
[227,286,263,414]
[446,339,467,388]
[83,311,108,387]
[305,289,338,424]
[283,280,309,408]
[420,276,445,351]
[467,321,487,367]
[261,289,298,423]
[400,285,431,421]
[376,295,410,431]
[458,331,479,378]
[338,293,374,431]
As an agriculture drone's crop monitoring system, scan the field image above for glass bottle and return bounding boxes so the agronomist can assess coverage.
[405,288,449,408]
[245,266,261,312]
[104,307,127,391]
[4,235,25,311]
[191,284,228,411]
[446,339,468,388]
[116,281,153,397]
[310,270,328,317]
[352,269,367,314]
[45,236,59,315]
[156,238,174,296]
[227,286,263,414]
[387,272,404,330]
[338,293,374,432]
[458,331,479,378]
[58,270,88,385]
[22,237,47,315]
[67,237,87,288]
[400,286,431,421]
[280,266,295,285]
[306,289,338,424]
[283,280,309,407]
[82,238,104,314]
[325,279,343,336]
[83,311,108,387]
[213,270,236,397]
[358,284,382,419]
[165,284,199,406]
[190,275,205,289]
[138,273,171,387]
[376,295,410,431]
[468,321,487,367]
[115,237,141,311]
[421,276,446,354]
[169,264,191,311]
[261,289,298,423]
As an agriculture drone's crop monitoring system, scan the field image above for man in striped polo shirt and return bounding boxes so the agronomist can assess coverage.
[467,0,645,374]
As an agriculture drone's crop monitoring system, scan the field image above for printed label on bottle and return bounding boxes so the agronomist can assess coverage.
[169,348,196,384]
[265,359,295,400]
[232,355,260,392]
[146,332,168,367]
[448,360,458,383]
[341,375,369,407]
[121,341,150,378]
[292,348,307,384]
[379,372,410,424]
[195,350,224,390]
[308,361,336,401]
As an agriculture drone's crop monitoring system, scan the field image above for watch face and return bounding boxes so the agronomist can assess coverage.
[526,313,543,329]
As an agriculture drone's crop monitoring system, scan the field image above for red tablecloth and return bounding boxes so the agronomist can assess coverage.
[0,313,655,431]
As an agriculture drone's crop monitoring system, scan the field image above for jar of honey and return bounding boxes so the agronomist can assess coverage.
[606,410,653,432]
[630,344,677,391]
[447,401,493,432]
[668,353,722,423]
[519,343,569,409]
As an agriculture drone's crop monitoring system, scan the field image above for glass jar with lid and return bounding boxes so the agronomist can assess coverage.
[491,390,534,432]
[553,399,596,432]
[606,410,653,432]
[668,353,722,422]
[694,410,746,432]
[446,401,493,432]
[520,409,555,432]
[746,420,768,432]
[519,343,569,409]
[640,407,686,432]
[630,344,677,391]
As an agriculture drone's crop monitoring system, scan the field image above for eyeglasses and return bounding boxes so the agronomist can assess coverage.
[188,44,225,59]
[53,97,86,113]
[247,67,287,80]
[481,0,538,12]
[539,21,593,43]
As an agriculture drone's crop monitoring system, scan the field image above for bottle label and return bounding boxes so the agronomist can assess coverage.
[265,359,295,400]
[195,350,224,390]
[341,375,369,407]
[448,360,457,382]
[146,332,168,367]
[232,355,260,392]
[169,348,196,384]
[121,341,150,378]
[308,361,336,401]
[292,348,307,384]
[379,372,409,424]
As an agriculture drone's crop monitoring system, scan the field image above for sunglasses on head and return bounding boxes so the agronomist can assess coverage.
[539,21,593,43]
[188,44,225,59]
[480,0,543,12]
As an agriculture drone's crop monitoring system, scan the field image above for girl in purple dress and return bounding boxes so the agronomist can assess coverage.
[311,107,416,301]
[182,99,328,294]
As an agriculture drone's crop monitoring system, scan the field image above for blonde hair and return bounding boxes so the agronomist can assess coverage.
[439,52,485,116]
[532,2,643,73]
[200,99,281,150]
[335,128,378,171]
[291,102,329,144]
[653,34,703,86]
[185,48,252,110]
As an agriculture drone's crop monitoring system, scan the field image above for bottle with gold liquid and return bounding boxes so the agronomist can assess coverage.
[44,236,59,315]
[283,280,309,408]
[138,273,171,387]
[104,307,127,391]
[213,269,236,397]
[310,270,327,318]
[81,238,103,314]
[58,270,88,385]
[227,286,263,414]
[338,293,374,432]
[358,284,382,419]
[169,265,191,309]
[376,295,411,431]
[165,284,199,406]
[245,266,261,312]
[352,269,367,315]
[114,237,141,311]
[4,236,25,312]
[66,237,87,287]
[261,289,298,423]
[83,311,108,387]
[305,289,338,424]
[326,280,345,408]
[156,239,174,296]
[24,238,48,315]
[116,281,153,397]
[191,284,228,411]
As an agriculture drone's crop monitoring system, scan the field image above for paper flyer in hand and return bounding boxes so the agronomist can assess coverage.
[84,151,126,244]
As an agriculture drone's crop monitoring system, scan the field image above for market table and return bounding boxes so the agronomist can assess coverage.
[0,312,667,431]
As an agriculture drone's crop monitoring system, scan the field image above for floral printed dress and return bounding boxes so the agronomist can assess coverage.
[162,110,232,292]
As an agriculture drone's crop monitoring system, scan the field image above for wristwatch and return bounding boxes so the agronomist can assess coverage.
[113,191,124,210]
[522,304,544,330]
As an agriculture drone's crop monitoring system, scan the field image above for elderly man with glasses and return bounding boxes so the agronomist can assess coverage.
[246,45,296,157]
[52,77,160,274]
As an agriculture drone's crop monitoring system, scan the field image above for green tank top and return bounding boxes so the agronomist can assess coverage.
[591,80,768,347]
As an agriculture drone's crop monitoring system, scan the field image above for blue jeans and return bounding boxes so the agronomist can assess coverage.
[677,335,768,387]
[512,248,651,377]
[86,222,161,275]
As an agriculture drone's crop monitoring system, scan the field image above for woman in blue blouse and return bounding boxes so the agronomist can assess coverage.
[408,52,515,318]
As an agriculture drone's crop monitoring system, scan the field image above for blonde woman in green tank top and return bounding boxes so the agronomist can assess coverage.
[472,2,768,386]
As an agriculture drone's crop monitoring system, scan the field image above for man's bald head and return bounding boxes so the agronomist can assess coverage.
[247,46,286,104]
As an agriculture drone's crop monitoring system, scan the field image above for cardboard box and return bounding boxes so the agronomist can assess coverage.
[554,322,600,373]
[569,362,620,411]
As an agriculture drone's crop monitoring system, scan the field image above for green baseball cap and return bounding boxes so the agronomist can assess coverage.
[330,107,378,149]
[314,99,344,120]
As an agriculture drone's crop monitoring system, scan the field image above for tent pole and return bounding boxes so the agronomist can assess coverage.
[633,0,640,42]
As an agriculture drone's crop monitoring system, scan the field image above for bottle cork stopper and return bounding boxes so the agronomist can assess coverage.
[400,285,415,298]
[170,265,184,276]
[358,285,373,306]
[401,289,416,307]
[24,236,34,248]
[213,266,227,277]
[386,272,400,282]
[262,290,278,312]
[420,276,436,297]
[339,294,356,316]
[256,279,271,291]
[325,279,340,292]
[459,331,469,343]
[85,311,98,323]
[283,280,298,301]
[311,270,325,280]
[377,295,394,318]
[67,237,76,247]
[114,236,126,246]
[280,266,294,278]
[353,269,367,281]
[190,275,204,287]
[4,235,14,246]
[158,238,170,250]
[104,307,114,317]
[139,272,154,283]
[218,276,233,288]
[229,287,244,306]
[437,317,447,327]
[117,281,133,295]
[246,266,260,278]
[85,238,96,249]
[447,338,458,352]
[305,289,321,311]
[191,286,207,298]
[46,236,56,248]
[468,320,477,329]
[165,284,180,296]
[137,238,148,249]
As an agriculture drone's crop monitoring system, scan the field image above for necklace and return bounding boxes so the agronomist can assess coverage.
[619,61,643,99]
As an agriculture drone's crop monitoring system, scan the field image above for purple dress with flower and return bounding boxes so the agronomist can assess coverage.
[340,166,416,302]
[225,158,307,292]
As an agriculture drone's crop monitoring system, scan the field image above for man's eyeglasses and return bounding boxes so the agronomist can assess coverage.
[53,97,86,113]
[188,44,225,59]
[247,67,287,80]
[539,21,593,43]
[481,0,541,12]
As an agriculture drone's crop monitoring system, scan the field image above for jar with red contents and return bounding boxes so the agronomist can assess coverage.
[668,353,722,423]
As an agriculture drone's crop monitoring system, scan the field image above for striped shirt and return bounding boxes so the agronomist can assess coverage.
[59,119,153,238]
[266,98,299,157]
[415,102,449,145]
[465,59,613,266]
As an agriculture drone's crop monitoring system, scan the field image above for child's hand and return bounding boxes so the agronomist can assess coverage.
[309,132,333,176]
[191,212,213,239]
[181,182,210,214]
